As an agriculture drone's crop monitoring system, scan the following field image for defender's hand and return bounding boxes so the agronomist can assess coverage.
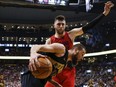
[103,1,114,16]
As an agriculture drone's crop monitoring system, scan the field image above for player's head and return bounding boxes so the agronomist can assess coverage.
[54,15,66,34]
[70,44,86,65]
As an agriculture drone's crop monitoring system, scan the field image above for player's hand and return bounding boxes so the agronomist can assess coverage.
[103,1,114,16]
[29,53,46,71]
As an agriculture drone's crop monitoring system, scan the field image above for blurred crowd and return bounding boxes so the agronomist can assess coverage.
[0,48,30,56]
[0,60,28,87]
[0,60,116,87]
[75,64,116,87]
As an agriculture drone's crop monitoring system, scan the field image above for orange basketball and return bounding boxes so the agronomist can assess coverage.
[31,57,52,79]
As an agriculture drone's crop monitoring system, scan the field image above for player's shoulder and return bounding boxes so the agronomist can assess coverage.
[51,43,65,49]
[51,43,65,53]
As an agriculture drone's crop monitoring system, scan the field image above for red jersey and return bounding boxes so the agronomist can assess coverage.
[45,32,75,87]
[50,32,73,50]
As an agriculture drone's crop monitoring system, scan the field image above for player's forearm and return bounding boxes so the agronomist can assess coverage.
[30,45,42,60]
[30,45,41,54]
[82,1,114,33]
[31,44,51,53]
[82,13,105,33]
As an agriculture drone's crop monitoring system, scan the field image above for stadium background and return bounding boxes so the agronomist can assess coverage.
[0,0,116,87]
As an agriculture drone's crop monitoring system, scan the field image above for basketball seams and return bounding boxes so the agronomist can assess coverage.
[33,69,50,79]
[37,58,51,66]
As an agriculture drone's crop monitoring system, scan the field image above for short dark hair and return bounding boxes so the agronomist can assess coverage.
[55,15,65,21]
[72,44,86,51]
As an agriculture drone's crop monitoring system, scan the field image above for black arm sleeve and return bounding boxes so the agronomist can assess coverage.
[82,13,105,33]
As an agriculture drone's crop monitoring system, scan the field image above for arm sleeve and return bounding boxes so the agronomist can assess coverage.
[82,13,105,33]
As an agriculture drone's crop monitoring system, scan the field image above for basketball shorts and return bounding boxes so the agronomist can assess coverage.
[21,67,47,87]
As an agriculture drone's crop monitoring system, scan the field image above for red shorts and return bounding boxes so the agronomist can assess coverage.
[45,67,76,87]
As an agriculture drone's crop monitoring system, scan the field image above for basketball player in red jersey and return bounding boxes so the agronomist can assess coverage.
[45,1,114,87]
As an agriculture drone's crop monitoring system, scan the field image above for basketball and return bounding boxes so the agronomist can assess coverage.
[31,57,52,79]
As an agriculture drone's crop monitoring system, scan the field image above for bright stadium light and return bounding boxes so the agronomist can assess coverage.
[85,0,93,12]
[86,70,92,73]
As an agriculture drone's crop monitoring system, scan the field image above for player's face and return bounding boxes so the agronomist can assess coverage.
[77,49,86,61]
[72,49,86,65]
[54,20,66,34]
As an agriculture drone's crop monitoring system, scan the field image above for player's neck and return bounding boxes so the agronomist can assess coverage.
[55,32,65,38]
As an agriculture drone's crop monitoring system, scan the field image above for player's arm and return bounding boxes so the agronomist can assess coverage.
[69,1,114,39]
[30,43,65,54]
[29,38,51,71]
[29,43,65,71]
[82,1,114,33]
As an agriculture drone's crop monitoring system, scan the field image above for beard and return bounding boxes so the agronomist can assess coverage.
[72,54,78,66]
[56,29,64,35]
[67,53,78,68]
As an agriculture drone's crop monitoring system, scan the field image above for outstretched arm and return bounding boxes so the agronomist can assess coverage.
[82,1,114,33]
[69,1,114,40]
